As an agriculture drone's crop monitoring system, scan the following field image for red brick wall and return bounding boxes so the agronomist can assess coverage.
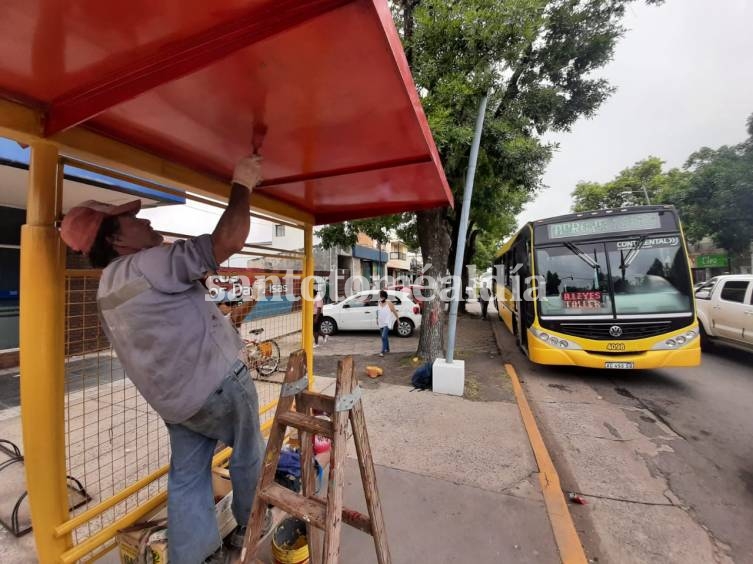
[65,250,109,357]
[0,350,18,370]
[65,275,109,357]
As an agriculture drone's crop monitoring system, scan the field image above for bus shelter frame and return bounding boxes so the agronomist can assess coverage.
[3,106,316,562]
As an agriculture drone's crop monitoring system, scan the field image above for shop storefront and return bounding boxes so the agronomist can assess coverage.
[0,206,23,357]
[691,253,729,283]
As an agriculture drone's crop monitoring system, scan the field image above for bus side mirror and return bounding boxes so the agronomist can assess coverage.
[695,290,711,300]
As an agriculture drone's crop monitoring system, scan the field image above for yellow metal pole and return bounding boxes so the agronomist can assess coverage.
[20,142,72,561]
[302,224,314,387]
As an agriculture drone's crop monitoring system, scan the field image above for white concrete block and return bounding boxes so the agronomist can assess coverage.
[432,358,465,396]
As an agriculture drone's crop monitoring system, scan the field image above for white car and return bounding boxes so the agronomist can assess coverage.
[320,290,422,337]
[695,274,753,353]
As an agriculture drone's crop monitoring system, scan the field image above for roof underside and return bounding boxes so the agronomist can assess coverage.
[0,0,452,224]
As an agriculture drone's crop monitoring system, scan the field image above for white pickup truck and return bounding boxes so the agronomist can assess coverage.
[695,274,753,352]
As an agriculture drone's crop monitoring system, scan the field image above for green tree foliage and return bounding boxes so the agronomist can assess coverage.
[318,216,404,250]
[570,113,753,256]
[408,0,662,269]
[670,116,753,255]
[571,156,691,211]
[322,0,660,359]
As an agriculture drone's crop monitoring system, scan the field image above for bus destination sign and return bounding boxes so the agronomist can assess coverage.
[563,291,602,309]
[547,212,662,240]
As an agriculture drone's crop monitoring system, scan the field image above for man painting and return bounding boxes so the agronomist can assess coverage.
[59,156,264,563]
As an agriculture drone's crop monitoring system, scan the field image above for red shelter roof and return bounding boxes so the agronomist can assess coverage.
[0,0,452,224]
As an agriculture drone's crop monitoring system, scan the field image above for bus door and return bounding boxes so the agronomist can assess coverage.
[514,230,532,349]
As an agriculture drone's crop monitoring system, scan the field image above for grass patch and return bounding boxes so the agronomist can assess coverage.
[464,376,480,400]
[398,355,423,368]
[453,349,470,360]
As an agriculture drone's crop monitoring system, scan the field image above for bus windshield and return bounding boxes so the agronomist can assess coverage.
[536,243,613,316]
[535,235,693,317]
[606,236,692,315]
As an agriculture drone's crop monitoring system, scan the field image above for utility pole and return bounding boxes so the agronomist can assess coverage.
[433,91,489,397]
[447,92,489,364]
[641,182,651,205]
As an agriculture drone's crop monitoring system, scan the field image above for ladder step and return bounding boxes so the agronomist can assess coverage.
[297,390,335,414]
[259,483,373,535]
[260,483,326,529]
[278,411,333,438]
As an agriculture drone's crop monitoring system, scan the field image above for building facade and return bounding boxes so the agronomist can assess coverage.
[386,240,410,279]
[687,237,752,282]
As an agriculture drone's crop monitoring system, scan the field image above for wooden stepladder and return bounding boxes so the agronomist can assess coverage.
[240,350,391,564]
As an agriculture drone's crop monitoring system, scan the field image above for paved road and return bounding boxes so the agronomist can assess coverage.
[599,345,753,563]
[495,321,753,564]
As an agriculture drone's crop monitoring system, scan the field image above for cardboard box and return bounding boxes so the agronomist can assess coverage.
[117,469,237,564]
[215,489,237,540]
[212,466,237,539]
[212,466,233,498]
[117,521,168,564]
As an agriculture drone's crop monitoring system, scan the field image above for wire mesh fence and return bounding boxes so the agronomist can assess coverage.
[62,248,304,556]
[64,270,170,547]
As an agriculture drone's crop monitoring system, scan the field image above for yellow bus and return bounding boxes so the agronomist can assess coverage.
[494,205,700,369]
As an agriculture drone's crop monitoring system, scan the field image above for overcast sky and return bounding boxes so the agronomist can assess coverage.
[517,0,753,226]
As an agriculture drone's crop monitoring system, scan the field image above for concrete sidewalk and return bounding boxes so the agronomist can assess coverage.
[300,376,559,563]
[306,315,562,563]
[0,312,566,562]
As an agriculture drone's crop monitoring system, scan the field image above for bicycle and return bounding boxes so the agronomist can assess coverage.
[243,328,281,378]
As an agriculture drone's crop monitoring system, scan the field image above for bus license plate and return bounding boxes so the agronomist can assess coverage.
[605,361,634,369]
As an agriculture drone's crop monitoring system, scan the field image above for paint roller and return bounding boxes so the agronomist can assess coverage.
[251,122,268,156]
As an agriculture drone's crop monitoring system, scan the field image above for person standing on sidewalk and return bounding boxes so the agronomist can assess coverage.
[376,290,398,357]
[313,289,325,346]
[479,281,491,320]
[59,155,265,563]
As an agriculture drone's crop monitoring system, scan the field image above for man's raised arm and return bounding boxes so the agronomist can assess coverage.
[212,156,262,264]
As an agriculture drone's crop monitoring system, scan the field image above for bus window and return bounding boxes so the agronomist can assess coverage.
[535,243,613,316]
[605,238,692,314]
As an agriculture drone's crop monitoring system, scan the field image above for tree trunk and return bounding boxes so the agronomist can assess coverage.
[415,207,451,361]
[460,228,480,314]
[446,210,479,315]
[403,2,449,361]
[400,0,419,67]
[455,220,476,313]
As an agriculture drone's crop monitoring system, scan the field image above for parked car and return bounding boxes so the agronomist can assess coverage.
[695,274,753,352]
[320,290,422,337]
[388,284,433,311]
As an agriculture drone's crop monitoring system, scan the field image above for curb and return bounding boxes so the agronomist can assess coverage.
[506,362,587,564]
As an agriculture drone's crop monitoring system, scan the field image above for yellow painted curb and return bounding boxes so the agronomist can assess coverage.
[506,363,588,564]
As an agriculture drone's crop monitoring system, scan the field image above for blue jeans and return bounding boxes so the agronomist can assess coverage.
[165,362,263,563]
[380,326,390,353]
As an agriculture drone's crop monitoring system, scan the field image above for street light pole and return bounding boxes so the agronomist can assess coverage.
[640,183,651,205]
[620,188,650,206]
[447,91,489,364]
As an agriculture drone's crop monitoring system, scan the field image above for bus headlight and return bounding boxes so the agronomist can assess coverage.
[651,327,699,350]
[530,327,581,350]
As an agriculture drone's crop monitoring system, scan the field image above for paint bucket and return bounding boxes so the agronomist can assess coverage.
[313,434,331,455]
[271,517,309,564]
